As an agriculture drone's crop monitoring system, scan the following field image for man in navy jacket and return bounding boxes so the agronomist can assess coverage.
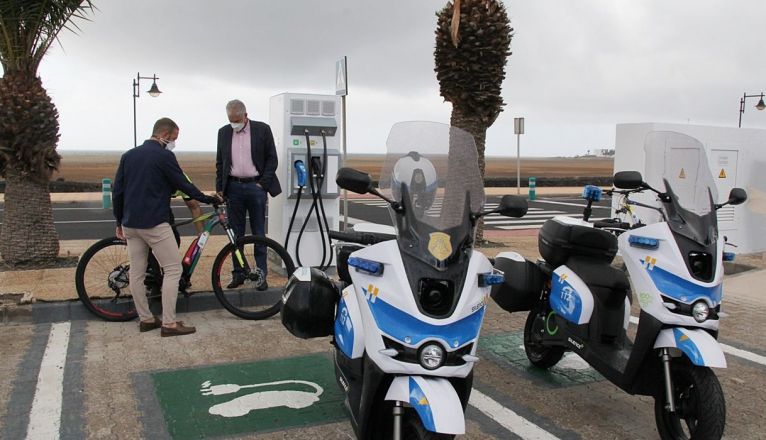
[113,117,220,336]
[215,100,281,288]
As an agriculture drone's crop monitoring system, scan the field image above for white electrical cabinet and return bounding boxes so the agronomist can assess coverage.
[614,123,766,253]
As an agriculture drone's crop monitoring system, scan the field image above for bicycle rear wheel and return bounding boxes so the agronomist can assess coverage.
[212,235,295,320]
[75,237,162,321]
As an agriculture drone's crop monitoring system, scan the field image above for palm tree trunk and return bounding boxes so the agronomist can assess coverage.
[450,107,487,242]
[0,167,59,263]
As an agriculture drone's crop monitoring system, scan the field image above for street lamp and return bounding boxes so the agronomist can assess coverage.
[132,72,162,147]
[738,92,765,128]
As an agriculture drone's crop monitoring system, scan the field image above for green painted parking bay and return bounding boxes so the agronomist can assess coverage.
[151,352,346,439]
[480,332,604,387]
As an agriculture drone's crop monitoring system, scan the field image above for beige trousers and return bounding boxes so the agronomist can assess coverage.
[123,223,182,325]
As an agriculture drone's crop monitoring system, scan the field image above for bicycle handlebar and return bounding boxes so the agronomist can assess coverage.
[329,230,396,245]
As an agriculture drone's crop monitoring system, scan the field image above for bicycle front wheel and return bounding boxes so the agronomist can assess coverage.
[212,235,295,320]
[75,237,162,321]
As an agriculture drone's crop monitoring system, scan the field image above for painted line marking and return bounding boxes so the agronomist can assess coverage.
[469,389,559,439]
[26,322,71,439]
[628,316,766,366]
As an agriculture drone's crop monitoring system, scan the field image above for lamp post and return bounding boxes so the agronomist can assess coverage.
[738,92,765,128]
[514,117,524,195]
[132,72,162,147]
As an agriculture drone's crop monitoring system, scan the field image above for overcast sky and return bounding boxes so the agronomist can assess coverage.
[22,0,766,156]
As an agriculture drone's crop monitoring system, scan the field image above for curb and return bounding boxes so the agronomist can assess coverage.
[0,290,277,325]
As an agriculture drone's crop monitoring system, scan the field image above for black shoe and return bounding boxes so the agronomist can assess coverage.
[227,274,245,289]
[256,281,269,291]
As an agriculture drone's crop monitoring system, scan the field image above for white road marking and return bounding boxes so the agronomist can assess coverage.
[628,316,766,366]
[26,322,71,439]
[469,389,559,439]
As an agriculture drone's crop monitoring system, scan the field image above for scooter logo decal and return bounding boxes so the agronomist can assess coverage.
[643,256,657,270]
[363,284,380,303]
[428,232,452,261]
[199,380,323,418]
[560,286,577,315]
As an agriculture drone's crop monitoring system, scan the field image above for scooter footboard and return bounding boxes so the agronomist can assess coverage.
[384,376,465,435]
[654,327,727,368]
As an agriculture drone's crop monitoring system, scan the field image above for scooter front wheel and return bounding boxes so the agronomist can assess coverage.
[523,309,565,369]
[654,364,725,440]
[402,409,455,440]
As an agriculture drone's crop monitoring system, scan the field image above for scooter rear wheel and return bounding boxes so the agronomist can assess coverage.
[523,309,565,369]
[654,364,725,440]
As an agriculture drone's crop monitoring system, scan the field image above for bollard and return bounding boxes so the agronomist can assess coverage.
[528,177,536,201]
[102,178,112,209]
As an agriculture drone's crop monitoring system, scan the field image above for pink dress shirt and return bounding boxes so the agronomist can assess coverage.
[230,121,259,178]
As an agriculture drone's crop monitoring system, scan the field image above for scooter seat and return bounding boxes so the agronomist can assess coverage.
[566,257,629,307]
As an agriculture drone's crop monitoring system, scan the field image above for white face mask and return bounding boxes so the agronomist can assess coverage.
[165,141,176,151]
[230,122,245,132]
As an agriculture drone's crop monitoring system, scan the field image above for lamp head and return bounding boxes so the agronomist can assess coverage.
[147,81,162,97]
[756,96,766,111]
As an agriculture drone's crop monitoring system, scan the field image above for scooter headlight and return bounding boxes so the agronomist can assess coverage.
[692,301,710,323]
[418,343,445,370]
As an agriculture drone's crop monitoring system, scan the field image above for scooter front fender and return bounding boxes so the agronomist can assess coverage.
[384,376,465,435]
[654,327,727,368]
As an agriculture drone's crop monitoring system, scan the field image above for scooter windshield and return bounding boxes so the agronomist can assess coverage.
[378,122,485,269]
[644,131,719,245]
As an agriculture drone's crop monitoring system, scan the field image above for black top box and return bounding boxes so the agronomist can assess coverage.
[538,217,617,267]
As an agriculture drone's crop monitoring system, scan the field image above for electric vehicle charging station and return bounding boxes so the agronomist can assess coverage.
[268,93,342,268]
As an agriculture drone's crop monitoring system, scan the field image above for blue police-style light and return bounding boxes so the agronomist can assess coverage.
[629,235,660,249]
[478,273,505,287]
[723,252,736,262]
[348,257,384,276]
[581,185,603,202]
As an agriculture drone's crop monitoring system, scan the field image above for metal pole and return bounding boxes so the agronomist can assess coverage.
[739,93,745,128]
[133,76,138,147]
[342,94,348,231]
[516,133,521,195]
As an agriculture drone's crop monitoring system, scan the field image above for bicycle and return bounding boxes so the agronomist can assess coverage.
[75,204,295,321]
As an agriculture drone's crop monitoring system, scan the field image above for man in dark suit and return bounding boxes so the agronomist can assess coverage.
[216,99,281,288]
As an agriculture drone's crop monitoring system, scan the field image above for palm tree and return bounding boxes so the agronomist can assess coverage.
[0,1,94,264]
[435,0,512,240]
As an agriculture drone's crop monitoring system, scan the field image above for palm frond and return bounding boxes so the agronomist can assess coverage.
[0,0,95,73]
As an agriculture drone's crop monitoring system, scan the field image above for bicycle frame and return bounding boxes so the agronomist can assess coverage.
[180,206,248,281]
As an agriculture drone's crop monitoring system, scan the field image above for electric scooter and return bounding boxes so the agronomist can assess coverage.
[491,131,746,439]
[281,121,528,439]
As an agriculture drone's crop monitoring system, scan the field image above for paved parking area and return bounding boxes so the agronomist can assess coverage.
[2,264,766,439]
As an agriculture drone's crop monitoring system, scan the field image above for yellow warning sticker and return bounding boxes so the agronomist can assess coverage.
[719,168,727,179]
[679,168,686,179]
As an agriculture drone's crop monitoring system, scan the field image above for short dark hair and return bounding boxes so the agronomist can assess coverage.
[152,118,179,136]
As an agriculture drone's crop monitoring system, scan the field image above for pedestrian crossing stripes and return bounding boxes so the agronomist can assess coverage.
[346,197,611,231]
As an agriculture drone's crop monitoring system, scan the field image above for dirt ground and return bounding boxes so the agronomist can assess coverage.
[53,152,613,190]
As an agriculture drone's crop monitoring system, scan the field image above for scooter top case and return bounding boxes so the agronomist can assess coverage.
[539,215,618,267]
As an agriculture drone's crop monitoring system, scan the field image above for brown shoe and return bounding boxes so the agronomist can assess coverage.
[161,321,196,337]
[139,316,162,332]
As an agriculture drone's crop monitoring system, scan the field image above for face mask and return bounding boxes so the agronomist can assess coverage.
[231,122,245,132]
[165,141,176,151]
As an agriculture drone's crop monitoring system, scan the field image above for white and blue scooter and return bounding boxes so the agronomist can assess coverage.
[491,131,746,439]
[281,122,527,439]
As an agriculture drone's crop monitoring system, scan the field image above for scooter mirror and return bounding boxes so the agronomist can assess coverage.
[496,195,528,218]
[727,187,747,206]
[336,167,373,195]
[613,171,643,189]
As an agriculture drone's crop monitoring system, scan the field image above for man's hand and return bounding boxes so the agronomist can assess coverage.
[211,193,224,204]
[116,225,125,241]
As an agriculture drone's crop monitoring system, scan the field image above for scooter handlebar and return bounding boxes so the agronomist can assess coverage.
[329,230,396,245]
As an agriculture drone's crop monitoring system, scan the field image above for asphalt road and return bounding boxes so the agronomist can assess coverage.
[0,195,613,241]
